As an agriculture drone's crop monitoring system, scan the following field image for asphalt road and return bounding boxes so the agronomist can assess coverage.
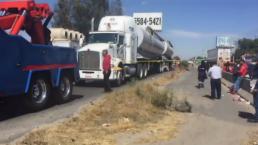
[152,68,256,145]
[0,82,104,144]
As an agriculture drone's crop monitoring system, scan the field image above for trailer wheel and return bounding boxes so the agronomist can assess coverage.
[54,74,73,104]
[143,64,148,78]
[137,64,144,79]
[24,76,50,111]
[159,64,163,73]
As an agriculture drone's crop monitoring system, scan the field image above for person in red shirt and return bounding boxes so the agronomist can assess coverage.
[102,50,112,92]
[231,59,248,94]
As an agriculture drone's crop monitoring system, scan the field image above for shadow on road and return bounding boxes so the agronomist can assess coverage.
[202,95,215,100]
[195,85,206,89]
[76,78,135,88]
[195,85,200,89]
[0,94,83,122]
[238,111,255,119]
[76,81,104,88]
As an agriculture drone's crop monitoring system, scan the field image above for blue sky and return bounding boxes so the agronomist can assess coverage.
[36,0,258,58]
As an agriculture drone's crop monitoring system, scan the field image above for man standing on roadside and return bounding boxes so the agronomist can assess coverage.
[102,50,112,92]
[208,63,222,99]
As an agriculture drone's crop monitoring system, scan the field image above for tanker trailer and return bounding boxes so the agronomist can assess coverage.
[78,16,174,85]
[163,40,174,60]
[136,27,165,59]
[136,27,173,60]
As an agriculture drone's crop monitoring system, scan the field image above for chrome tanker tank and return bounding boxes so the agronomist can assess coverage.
[136,27,173,59]
[163,40,174,59]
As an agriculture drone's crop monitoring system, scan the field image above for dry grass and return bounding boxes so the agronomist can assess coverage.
[131,112,184,145]
[16,70,187,145]
[152,69,183,86]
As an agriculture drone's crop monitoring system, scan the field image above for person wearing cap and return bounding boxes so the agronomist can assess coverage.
[102,50,112,92]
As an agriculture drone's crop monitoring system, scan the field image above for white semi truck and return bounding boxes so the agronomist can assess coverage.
[78,16,174,85]
[207,48,231,64]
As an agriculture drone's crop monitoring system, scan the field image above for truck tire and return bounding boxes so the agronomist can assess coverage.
[142,64,147,78]
[115,71,124,87]
[24,76,50,111]
[53,74,73,104]
[159,64,163,73]
[137,64,144,79]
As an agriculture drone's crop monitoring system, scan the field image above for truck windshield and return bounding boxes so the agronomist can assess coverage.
[88,33,118,44]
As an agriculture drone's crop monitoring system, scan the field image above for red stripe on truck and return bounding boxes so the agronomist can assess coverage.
[22,64,76,71]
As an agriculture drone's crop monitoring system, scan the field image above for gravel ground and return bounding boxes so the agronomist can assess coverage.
[147,68,256,145]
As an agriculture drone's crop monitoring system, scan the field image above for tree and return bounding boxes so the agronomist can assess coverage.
[53,0,111,36]
[238,38,255,50]
[52,0,73,29]
[254,38,258,48]
[72,0,94,35]
[109,0,123,15]
[173,56,181,60]
[234,38,258,59]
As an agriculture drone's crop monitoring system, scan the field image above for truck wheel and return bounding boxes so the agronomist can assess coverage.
[137,64,144,79]
[24,77,50,111]
[143,64,148,78]
[54,74,73,104]
[115,71,124,87]
[159,64,163,73]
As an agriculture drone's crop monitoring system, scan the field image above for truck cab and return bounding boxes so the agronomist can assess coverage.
[78,16,138,85]
[78,32,125,83]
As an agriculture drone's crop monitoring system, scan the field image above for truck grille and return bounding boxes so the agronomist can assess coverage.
[79,51,100,70]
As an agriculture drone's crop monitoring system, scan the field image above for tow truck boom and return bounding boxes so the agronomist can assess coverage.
[0,0,53,44]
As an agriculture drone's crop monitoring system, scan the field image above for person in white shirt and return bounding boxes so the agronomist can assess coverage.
[208,63,222,99]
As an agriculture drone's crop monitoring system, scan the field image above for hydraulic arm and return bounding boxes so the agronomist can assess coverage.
[0,0,53,44]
